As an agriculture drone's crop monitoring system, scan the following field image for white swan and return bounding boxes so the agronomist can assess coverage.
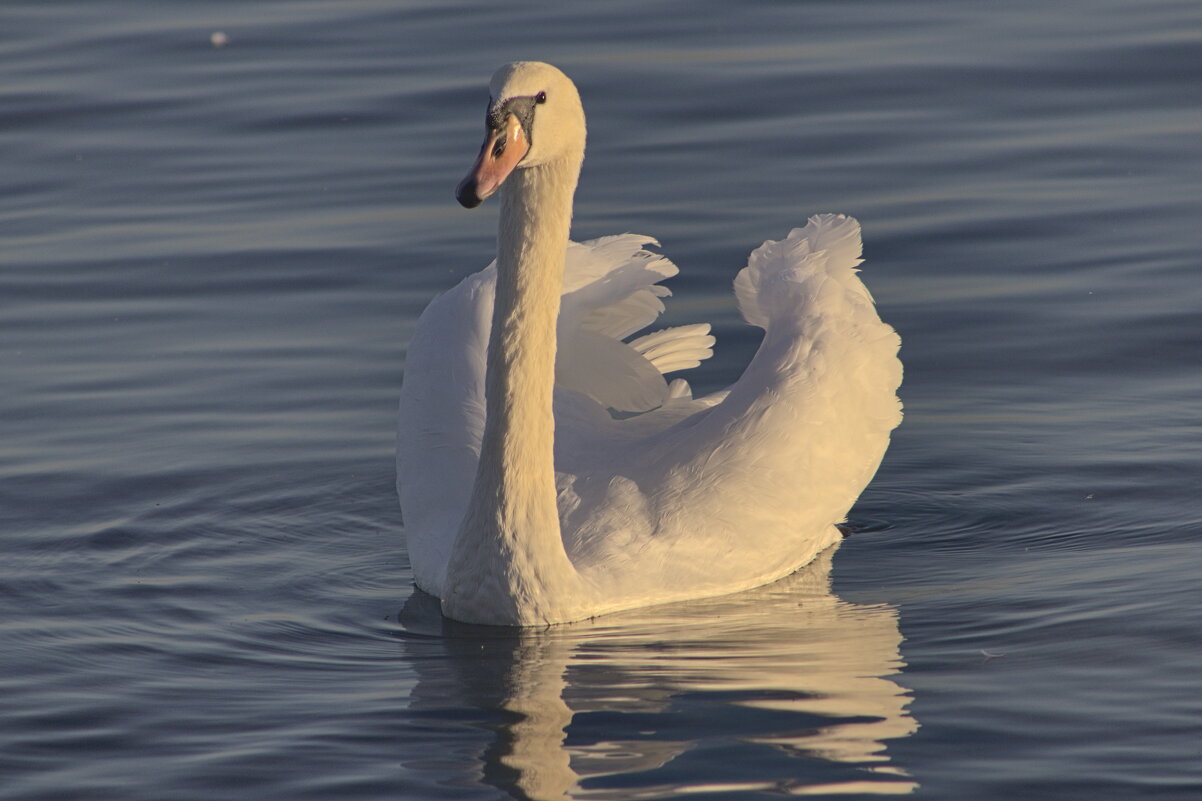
[398,62,902,626]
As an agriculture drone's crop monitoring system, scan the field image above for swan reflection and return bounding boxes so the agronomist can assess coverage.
[399,546,917,798]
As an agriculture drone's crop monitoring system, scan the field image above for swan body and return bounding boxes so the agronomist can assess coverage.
[398,62,902,625]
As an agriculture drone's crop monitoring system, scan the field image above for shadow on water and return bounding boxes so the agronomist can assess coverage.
[397,546,918,799]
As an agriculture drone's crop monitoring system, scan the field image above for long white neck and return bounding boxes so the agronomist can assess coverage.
[443,157,586,625]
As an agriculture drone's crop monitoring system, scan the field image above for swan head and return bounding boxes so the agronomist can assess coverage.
[456,62,586,208]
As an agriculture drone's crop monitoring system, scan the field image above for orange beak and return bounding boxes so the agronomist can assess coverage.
[455,113,529,208]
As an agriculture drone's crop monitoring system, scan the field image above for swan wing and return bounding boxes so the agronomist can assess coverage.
[560,215,903,603]
[555,235,714,412]
[396,268,493,593]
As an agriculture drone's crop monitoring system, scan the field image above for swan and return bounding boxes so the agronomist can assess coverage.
[397,62,902,626]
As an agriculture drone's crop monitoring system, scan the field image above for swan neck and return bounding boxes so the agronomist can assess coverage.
[445,157,583,625]
[487,160,577,510]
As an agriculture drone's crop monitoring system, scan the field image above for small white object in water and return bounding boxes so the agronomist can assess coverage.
[210,31,229,48]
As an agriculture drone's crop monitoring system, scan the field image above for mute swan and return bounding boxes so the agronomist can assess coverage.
[398,62,902,626]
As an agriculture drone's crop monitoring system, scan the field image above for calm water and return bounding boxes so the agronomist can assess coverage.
[3,1,1200,799]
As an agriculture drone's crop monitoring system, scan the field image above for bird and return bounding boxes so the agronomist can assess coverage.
[397,62,902,626]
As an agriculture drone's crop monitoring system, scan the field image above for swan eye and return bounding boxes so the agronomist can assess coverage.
[535,91,547,104]
[492,135,506,158]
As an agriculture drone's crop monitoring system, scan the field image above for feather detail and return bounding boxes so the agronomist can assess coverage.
[628,323,716,374]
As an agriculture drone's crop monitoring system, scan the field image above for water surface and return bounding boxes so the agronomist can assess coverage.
[2,1,1200,799]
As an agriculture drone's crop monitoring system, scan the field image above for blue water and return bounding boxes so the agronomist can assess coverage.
[3,1,1200,799]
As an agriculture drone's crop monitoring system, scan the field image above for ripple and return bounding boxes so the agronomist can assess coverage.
[3,0,1200,799]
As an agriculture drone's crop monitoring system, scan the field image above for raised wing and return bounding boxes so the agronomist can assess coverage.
[560,215,903,595]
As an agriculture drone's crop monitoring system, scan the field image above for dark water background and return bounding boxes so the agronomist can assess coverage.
[3,1,1200,799]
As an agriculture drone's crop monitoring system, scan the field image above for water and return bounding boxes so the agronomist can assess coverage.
[2,1,1199,798]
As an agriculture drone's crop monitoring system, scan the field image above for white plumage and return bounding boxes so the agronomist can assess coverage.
[398,63,902,625]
